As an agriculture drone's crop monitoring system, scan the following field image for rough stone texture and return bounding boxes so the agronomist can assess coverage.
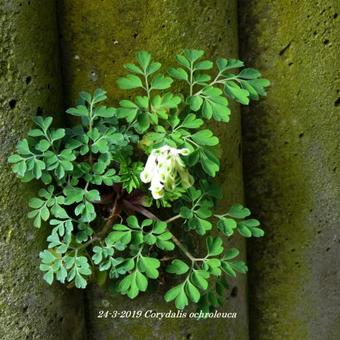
[58,0,248,339]
[239,1,340,339]
[0,1,85,339]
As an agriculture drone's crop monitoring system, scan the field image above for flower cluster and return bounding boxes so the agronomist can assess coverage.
[140,145,194,199]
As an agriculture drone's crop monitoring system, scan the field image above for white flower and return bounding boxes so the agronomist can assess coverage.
[140,145,194,199]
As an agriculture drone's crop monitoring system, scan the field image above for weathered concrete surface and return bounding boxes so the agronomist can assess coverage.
[0,1,85,339]
[239,1,340,339]
[58,0,248,339]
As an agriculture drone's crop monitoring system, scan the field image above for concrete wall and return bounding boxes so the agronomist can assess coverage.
[0,1,85,339]
[239,1,340,339]
[2,1,339,339]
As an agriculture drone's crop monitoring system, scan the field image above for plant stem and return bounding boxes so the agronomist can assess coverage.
[144,72,151,111]
[77,196,201,266]
[171,233,196,262]
[140,210,203,264]
[77,195,119,250]
[193,71,225,96]
[165,214,181,223]
[88,101,94,164]
[189,62,194,96]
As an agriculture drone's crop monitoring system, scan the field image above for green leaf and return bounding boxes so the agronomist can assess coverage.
[95,106,116,118]
[216,58,244,72]
[179,206,194,219]
[78,201,96,223]
[188,96,203,111]
[247,78,270,96]
[138,256,160,279]
[206,236,224,257]
[85,189,100,202]
[12,160,27,177]
[147,62,162,75]
[251,228,265,237]
[7,154,22,163]
[192,129,219,146]
[186,281,200,303]
[66,105,89,117]
[135,96,149,109]
[144,234,157,245]
[47,231,69,254]
[93,89,107,103]
[136,51,151,70]
[175,288,189,310]
[16,139,31,155]
[101,169,120,186]
[74,273,87,289]
[119,161,143,193]
[227,204,251,218]
[28,128,44,137]
[221,257,248,277]
[204,258,222,276]
[151,75,173,90]
[117,74,143,89]
[191,270,209,290]
[151,93,181,119]
[241,219,261,227]
[80,91,92,103]
[156,239,175,251]
[136,112,150,132]
[124,63,144,75]
[126,215,140,229]
[201,87,230,122]
[50,219,73,237]
[63,186,84,205]
[35,139,50,152]
[161,93,182,108]
[168,67,188,81]
[238,68,261,79]
[224,82,250,105]
[176,54,191,68]
[166,259,189,275]
[118,273,134,292]
[184,49,204,63]
[164,284,182,302]
[34,116,53,131]
[164,282,191,309]
[151,220,167,234]
[195,205,212,219]
[181,114,203,129]
[107,230,132,245]
[230,261,248,274]
[117,100,139,122]
[39,249,68,285]
[188,216,212,235]
[28,197,50,228]
[193,73,211,85]
[135,271,148,291]
[29,197,44,209]
[50,128,65,141]
[66,256,91,289]
[217,217,237,237]
[238,219,264,237]
[238,225,252,237]
[224,248,240,260]
[195,60,213,70]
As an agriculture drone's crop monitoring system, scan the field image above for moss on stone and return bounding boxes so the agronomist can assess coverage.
[0,1,85,339]
[239,1,340,339]
[58,0,248,338]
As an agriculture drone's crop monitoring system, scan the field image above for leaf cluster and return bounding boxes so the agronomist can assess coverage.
[8,49,268,310]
